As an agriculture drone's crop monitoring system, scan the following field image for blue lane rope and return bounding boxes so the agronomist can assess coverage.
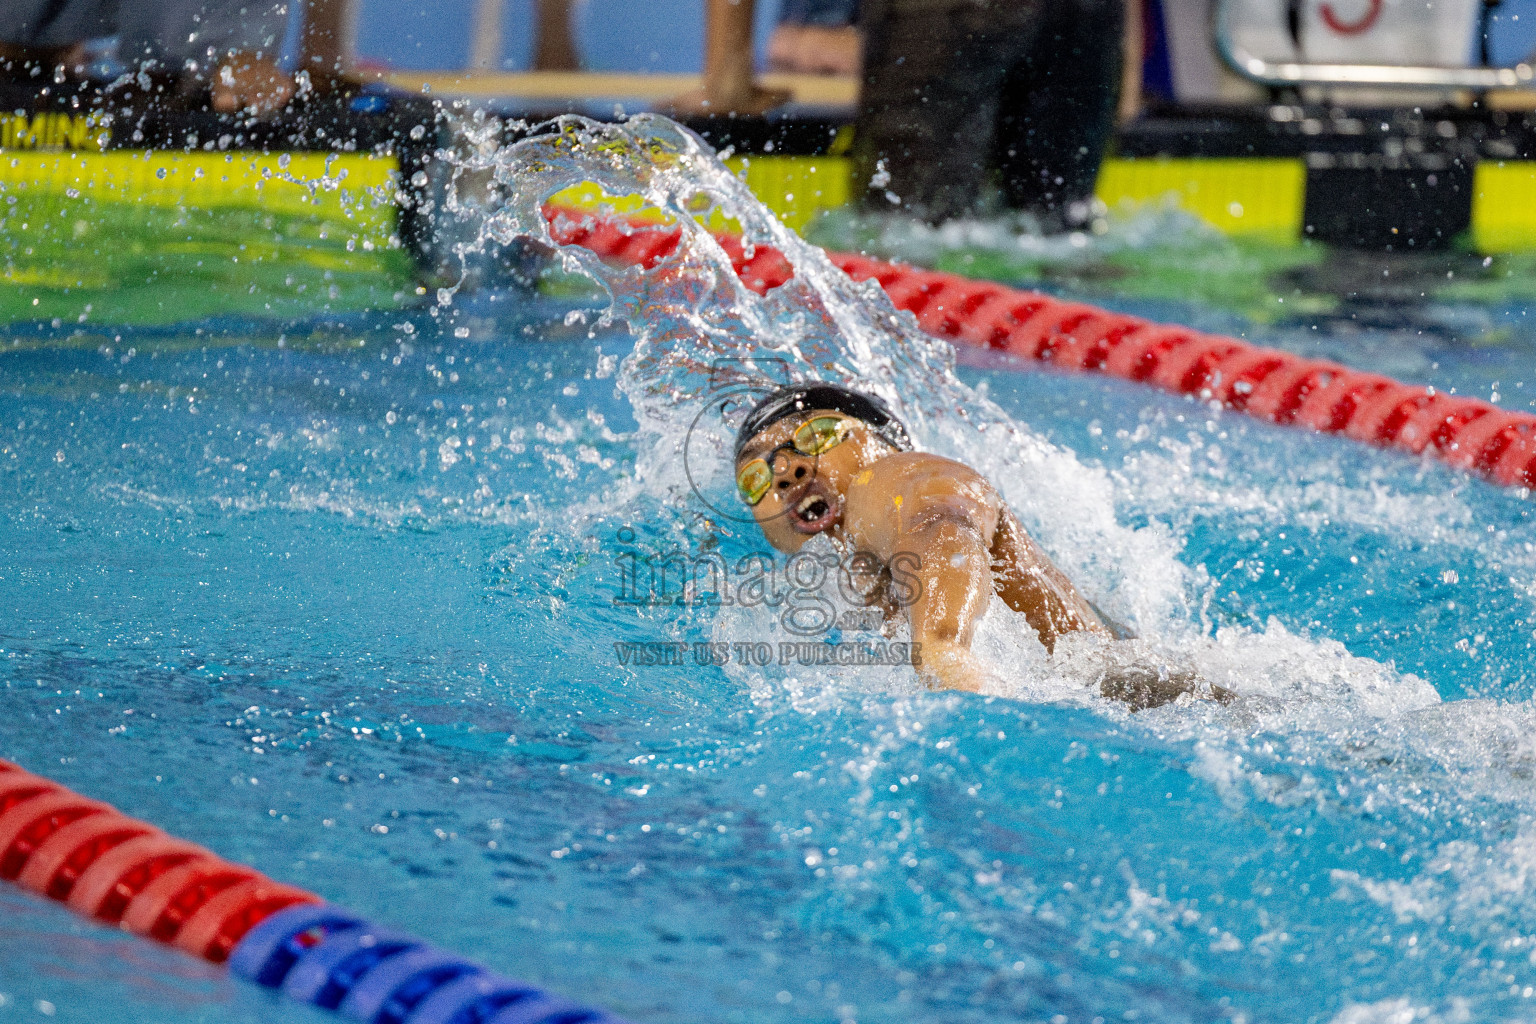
[229,902,630,1024]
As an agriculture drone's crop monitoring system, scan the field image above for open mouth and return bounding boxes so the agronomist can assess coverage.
[788,482,839,534]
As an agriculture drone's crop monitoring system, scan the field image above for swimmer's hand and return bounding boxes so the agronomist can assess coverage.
[1095,665,1235,711]
[915,640,987,693]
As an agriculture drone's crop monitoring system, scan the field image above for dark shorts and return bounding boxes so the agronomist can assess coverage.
[854,0,1124,223]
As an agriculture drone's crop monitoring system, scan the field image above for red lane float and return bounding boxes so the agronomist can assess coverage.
[0,757,633,1024]
[0,759,317,961]
[543,206,1536,491]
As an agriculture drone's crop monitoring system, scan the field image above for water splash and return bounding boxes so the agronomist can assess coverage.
[435,112,1445,723]
[809,197,1218,271]
[455,115,1193,632]
[13,113,1536,1024]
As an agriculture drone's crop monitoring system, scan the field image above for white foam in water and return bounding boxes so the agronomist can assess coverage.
[1329,998,1471,1024]
[1117,427,1482,549]
[808,195,1220,271]
[17,108,1536,1024]
[439,112,1456,721]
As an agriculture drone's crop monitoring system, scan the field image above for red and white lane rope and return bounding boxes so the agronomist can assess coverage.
[0,758,628,1024]
[544,207,1536,491]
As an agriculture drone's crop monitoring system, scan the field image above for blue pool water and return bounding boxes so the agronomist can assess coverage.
[6,118,1536,1024]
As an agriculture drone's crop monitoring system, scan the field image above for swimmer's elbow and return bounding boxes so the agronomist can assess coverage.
[903,509,989,549]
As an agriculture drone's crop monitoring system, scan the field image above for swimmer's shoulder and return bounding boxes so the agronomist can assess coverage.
[850,451,998,507]
[856,451,991,490]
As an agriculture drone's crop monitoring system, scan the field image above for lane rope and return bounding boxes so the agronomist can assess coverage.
[3,207,1525,1018]
[0,758,630,1024]
[543,206,1536,491]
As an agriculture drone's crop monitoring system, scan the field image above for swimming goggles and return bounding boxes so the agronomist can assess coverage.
[736,415,852,506]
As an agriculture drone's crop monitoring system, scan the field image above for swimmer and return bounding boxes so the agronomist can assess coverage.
[733,383,1227,709]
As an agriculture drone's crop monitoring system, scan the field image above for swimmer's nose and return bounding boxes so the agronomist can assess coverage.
[777,465,807,490]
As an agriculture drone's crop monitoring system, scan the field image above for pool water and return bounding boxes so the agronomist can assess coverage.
[5,117,1536,1024]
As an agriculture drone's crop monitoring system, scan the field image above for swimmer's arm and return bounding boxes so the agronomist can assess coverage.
[990,510,1109,653]
[896,516,996,693]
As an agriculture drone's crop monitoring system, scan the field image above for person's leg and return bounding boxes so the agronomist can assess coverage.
[533,0,580,71]
[994,0,1124,224]
[299,0,357,88]
[855,0,1044,223]
[671,0,789,115]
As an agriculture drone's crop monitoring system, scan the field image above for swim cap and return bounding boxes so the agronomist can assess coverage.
[733,383,912,461]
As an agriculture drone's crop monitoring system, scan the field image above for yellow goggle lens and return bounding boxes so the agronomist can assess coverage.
[736,459,774,506]
[792,416,846,456]
[737,416,851,506]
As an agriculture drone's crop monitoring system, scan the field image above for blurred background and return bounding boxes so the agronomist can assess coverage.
[348,0,1536,89]
[11,0,1536,320]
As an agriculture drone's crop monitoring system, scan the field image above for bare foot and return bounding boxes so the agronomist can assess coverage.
[663,84,792,117]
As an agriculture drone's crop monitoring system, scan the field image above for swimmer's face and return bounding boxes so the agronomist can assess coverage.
[734,410,886,553]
